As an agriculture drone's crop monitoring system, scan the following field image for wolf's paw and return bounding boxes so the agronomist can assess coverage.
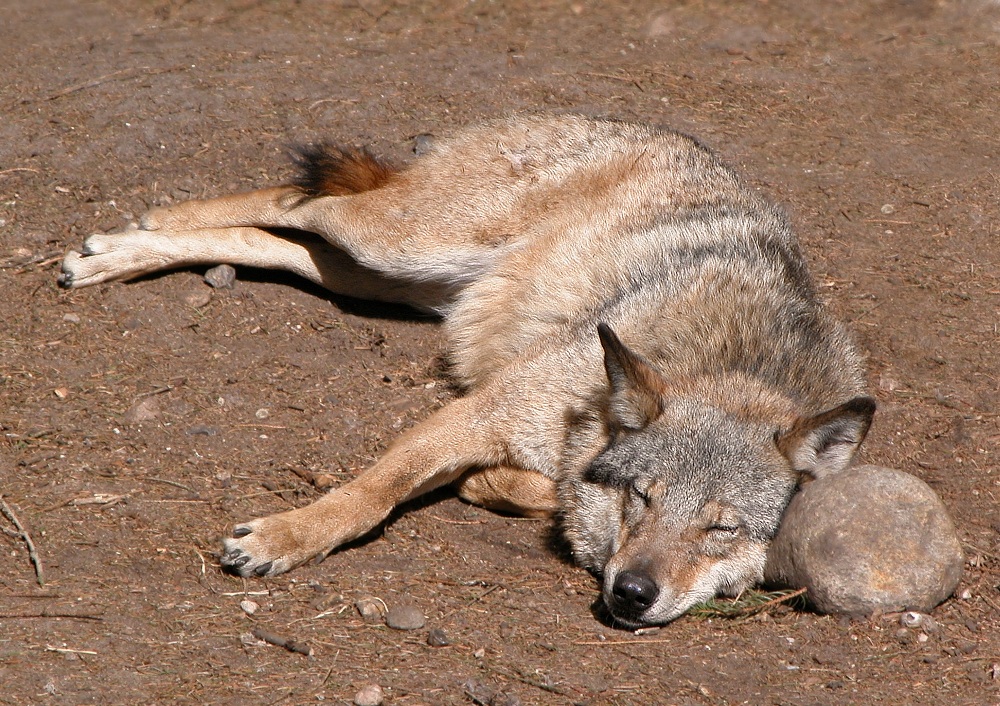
[220,515,309,578]
[58,228,151,289]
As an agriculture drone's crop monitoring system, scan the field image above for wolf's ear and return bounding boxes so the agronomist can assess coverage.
[597,323,668,431]
[776,396,876,480]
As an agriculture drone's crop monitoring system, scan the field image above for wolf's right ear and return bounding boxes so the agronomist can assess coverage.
[776,396,876,480]
[597,323,668,431]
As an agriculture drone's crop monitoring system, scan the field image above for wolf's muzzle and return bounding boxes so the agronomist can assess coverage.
[608,570,659,621]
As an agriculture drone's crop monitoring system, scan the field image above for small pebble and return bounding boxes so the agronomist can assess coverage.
[354,597,383,625]
[240,599,259,616]
[412,133,435,156]
[353,684,384,706]
[183,288,212,308]
[958,640,978,654]
[63,313,81,324]
[204,263,237,289]
[427,628,450,647]
[124,397,160,424]
[880,204,896,214]
[311,473,335,490]
[239,632,266,648]
[386,604,425,630]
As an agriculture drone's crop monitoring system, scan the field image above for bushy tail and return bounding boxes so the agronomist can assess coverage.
[291,143,396,197]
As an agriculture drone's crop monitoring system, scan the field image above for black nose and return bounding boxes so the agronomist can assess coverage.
[610,570,659,614]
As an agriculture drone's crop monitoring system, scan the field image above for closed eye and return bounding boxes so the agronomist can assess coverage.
[629,483,650,505]
[708,523,740,534]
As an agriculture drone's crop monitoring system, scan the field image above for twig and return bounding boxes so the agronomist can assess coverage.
[43,65,185,102]
[438,584,503,620]
[0,251,61,271]
[250,626,313,656]
[0,611,103,621]
[13,254,62,274]
[46,645,98,656]
[0,167,40,178]
[0,495,44,586]
[135,384,176,398]
[573,636,687,646]
[428,515,486,525]
[40,493,128,512]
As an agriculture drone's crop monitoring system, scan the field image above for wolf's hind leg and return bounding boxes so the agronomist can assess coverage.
[59,224,451,310]
[454,467,559,518]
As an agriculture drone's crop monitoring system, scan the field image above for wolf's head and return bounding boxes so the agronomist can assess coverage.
[561,324,875,628]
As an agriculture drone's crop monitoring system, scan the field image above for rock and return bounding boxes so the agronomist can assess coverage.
[239,632,266,648]
[462,680,520,706]
[385,603,425,631]
[764,465,964,616]
[411,133,435,156]
[123,396,161,424]
[353,684,384,706]
[183,288,212,308]
[426,628,450,647]
[354,596,383,625]
[204,264,237,289]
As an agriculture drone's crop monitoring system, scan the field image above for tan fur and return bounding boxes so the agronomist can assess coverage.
[60,114,874,626]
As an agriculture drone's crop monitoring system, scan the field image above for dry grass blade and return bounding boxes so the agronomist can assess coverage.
[687,587,809,619]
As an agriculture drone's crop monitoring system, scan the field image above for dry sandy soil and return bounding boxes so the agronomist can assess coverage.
[2,1,999,704]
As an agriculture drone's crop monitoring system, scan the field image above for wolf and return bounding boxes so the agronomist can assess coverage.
[59,114,874,627]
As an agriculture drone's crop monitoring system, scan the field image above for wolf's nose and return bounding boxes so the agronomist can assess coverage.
[611,570,659,613]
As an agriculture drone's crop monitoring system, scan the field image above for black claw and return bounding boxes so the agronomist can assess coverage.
[232,527,252,538]
[57,274,71,288]
[230,554,250,568]
[253,561,273,576]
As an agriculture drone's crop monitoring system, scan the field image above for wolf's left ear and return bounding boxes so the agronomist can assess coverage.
[597,323,668,431]
[776,396,876,480]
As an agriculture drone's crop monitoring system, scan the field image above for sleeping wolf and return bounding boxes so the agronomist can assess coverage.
[60,114,875,627]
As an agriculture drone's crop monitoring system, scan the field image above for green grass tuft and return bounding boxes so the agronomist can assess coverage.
[688,587,809,619]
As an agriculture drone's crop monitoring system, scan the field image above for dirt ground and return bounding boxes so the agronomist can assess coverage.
[2,1,999,704]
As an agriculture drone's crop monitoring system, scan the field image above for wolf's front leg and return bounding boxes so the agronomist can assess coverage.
[220,395,507,577]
